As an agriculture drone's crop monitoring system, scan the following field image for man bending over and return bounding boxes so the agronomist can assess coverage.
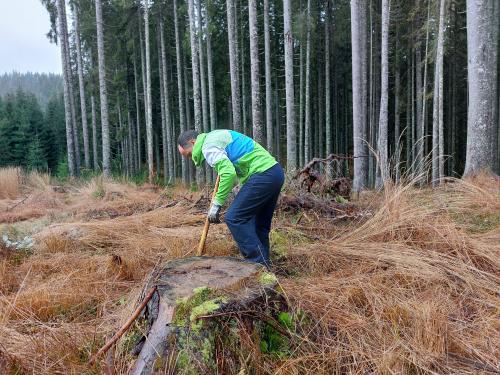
[177,129,284,267]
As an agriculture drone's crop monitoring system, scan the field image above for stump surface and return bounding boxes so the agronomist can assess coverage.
[128,256,279,375]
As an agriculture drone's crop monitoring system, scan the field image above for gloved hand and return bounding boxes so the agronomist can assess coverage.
[207,203,222,224]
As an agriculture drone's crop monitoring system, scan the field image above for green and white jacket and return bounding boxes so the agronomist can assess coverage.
[192,130,277,206]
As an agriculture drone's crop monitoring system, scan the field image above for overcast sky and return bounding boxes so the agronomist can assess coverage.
[0,0,62,74]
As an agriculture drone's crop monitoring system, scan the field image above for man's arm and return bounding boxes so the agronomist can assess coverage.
[202,146,237,206]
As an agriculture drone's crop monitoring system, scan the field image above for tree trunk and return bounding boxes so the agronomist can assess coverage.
[325,0,332,178]
[56,0,75,177]
[464,0,498,175]
[299,30,304,167]
[160,18,175,184]
[415,45,423,180]
[73,4,90,170]
[283,0,296,171]
[264,0,273,154]
[188,0,204,185]
[206,3,217,132]
[394,30,400,183]
[174,0,188,185]
[197,0,209,137]
[95,0,111,177]
[240,1,248,135]
[227,0,242,131]
[304,0,312,164]
[351,0,368,195]
[249,0,263,143]
[143,0,154,183]
[61,1,80,173]
[91,94,98,171]
[158,24,168,183]
[133,46,142,171]
[375,0,390,189]
[432,0,447,186]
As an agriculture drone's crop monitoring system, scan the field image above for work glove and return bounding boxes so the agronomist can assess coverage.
[207,203,222,224]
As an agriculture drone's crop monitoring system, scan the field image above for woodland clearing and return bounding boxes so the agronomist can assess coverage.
[0,167,498,374]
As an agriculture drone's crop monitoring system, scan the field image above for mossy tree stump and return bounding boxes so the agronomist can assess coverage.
[125,256,286,375]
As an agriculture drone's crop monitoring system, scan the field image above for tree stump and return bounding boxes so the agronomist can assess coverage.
[125,256,285,375]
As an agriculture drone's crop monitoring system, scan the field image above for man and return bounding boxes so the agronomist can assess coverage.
[177,129,284,267]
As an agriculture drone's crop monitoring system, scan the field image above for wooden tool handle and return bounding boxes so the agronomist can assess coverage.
[197,175,220,256]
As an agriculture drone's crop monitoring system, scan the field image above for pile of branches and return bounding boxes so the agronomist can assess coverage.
[295,154,354,198]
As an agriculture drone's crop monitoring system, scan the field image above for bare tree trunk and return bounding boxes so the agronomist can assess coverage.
[91,94,98,171]
[351,0,368,195]
[143,0,154,183]
[133,47,142,171]
[375,0,390,190]
[283,0,296,171]
[158,24,168,183]
[240,1,248,135]
[160,17,175,184]
[188,0,204,185]
[73,4,90,169]
[264,0,273,154]
[432,0,447,186]
[304,0,312,164]
[206,2,217,132]
[174,0,188,184]
[394,30,401,183]
[95,0,111,177]
[415,45,423,180]
[299,32,304,167]
[325,0,332,178]
[406,47,412,173]
[248,0,263,143]
[464,0,498,175]
[56,0,75,177]
[197,0,209,136]
[227,0,242,131]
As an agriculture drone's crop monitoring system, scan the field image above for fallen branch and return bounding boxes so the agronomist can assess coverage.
[89,286,157,366]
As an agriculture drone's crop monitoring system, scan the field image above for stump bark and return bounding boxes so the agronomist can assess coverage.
[125,256,283,375]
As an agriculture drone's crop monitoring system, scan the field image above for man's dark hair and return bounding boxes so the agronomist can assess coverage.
[177,129,199,148]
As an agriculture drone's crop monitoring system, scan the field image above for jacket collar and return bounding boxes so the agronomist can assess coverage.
[191,133,207,167]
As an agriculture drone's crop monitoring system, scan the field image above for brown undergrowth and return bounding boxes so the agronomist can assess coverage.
[0,172,498,374]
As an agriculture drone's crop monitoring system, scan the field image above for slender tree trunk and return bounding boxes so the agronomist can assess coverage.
[283,0,296,170]
[197,0,209,136]
[188,0,204,184]
[264,0,273,154]
[351,0,368,195]
[406,47,412,173]
[240,1,248,135]
[299,32,304,167]
[227,0,242,131]
[95,0,111,177]
[143,0,154,183]
[375,0,390,189]
[248,0,263,143]
[174,0,188,184]
[464,0,498,175]
[206,2,217,132]
[133,47,142,170]
[325,0,332,178]
[160,18,175,184]
[158,25,168,183]
[73,4,90,169]
[61,1,80,173]
[415,45,423,179]
[56,0,75,177]
[91,94,98,171]
[432,0,447,186]
[394,31,400,182]
[304,0,312,164]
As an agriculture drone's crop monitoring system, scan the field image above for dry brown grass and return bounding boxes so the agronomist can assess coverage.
[0,167,22,199]
[279,175,500,374]
[0,172,498,374]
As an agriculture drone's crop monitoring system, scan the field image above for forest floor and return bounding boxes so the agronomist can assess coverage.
[0,168,498,374]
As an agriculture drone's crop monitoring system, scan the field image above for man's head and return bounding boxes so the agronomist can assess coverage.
[177,129,200,158]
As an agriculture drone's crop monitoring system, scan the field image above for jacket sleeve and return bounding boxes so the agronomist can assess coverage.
[202,145,237,206]
[213,158,237,206]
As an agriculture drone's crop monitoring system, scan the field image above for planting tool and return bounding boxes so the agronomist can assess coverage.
[197,175,220,256]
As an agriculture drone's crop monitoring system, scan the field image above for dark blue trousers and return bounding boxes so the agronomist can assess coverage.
[224,164,285,266]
